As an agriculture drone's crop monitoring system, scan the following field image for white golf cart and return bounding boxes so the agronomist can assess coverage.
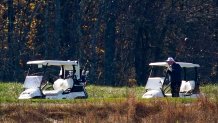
[142,62,201,98]
[18,60,89,99]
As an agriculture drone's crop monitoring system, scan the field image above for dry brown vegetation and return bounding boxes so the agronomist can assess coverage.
[0,97,218,123]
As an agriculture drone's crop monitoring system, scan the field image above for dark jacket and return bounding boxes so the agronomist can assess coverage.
[167,63,182,83]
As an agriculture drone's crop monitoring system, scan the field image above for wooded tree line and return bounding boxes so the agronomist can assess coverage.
[0,0,217,85]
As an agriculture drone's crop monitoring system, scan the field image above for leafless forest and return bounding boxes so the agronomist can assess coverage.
[0,0,217,85]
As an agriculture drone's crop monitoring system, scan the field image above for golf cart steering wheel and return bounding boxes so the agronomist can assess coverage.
[41,73,56,90]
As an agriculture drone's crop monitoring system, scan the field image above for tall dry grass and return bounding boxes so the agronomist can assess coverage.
[0,96,218,123]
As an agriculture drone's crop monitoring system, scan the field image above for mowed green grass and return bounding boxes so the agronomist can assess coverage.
[0,82,218,103]
[0,82,23,102]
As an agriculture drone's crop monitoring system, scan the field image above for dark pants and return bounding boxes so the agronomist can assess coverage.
[171,81,181,97]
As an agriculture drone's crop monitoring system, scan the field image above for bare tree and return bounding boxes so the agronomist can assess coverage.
[104,0,117,86]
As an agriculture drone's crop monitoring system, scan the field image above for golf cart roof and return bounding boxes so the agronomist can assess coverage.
[27,60,79,66]
[149,62,200,68]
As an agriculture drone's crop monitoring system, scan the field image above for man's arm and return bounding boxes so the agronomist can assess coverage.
[166,66,172,74]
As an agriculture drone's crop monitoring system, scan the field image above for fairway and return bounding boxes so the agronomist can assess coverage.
[0,82,218,102]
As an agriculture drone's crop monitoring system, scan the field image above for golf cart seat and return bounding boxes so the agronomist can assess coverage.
[53,78,74,90]
[145,77,164,91]
[180,80,195,94]
[43,78,74,96]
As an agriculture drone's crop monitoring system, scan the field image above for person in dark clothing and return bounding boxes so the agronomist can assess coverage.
[166,57,182,97]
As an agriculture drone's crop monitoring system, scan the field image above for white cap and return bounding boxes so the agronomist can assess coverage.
[166,57,175,62]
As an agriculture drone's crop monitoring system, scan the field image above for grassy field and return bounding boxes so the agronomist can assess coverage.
[0,82,218,122]
[0,82,145,103]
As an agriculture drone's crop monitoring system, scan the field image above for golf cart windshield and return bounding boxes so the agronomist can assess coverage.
[25,64,62,87]
[149,66,197,81]
[149,66,167,78]
[24,76,43,88]
[149,62,200,81]
[27,65,60,76]
[26,60,81,80]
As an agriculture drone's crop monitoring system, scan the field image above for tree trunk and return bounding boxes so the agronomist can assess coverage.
[74,0,82,60]
[44,2,49,59]
[90,18,98,84]
[134,25,149,85]
[54,0,61,59]
[7,0,16,81]
[104,0,116,85]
